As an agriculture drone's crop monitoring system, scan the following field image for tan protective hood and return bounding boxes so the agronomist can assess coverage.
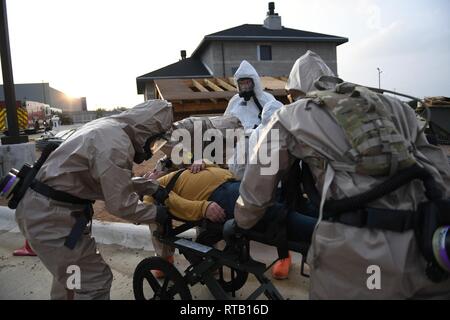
[285,50,335,94]
[93,100,173,155]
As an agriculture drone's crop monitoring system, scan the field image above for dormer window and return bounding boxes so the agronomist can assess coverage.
[258,45,272,61]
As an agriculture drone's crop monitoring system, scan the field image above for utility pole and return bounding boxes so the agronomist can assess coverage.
[377,67,383,89]
[42,80,46,104]
[0,0,28,144]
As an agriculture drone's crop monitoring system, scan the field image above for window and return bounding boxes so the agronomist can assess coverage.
[258,45,272,61]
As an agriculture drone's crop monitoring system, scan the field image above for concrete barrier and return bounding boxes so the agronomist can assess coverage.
[0,142,36,177]
[0,206,195,251]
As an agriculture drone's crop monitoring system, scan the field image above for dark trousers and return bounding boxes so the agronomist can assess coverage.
[208,181,318,243]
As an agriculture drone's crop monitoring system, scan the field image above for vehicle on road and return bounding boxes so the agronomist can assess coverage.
[1,100,53,134]
[35,128,77,151]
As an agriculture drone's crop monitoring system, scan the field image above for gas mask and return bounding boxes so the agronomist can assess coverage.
[133,134,165,164]
[155,155,173,172]
[238,78,255,102]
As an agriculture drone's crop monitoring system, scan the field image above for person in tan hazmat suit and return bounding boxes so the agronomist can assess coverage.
[15,100,173,300]
[234,50,450,299]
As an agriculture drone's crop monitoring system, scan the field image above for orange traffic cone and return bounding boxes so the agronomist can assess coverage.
[271,252,292,280]
[13,240,37,256]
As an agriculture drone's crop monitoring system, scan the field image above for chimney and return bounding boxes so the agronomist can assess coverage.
[263,2,282,30]
[180,50,187,60]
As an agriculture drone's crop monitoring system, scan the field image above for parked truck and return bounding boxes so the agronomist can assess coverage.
[24,100,52,133]
[0,100,52,134]
[0,100,28,134]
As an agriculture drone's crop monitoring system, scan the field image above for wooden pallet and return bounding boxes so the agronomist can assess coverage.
[424,96,450,106]
[154,77,288,120]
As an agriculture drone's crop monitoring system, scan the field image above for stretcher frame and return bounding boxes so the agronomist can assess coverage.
[133,212,310,300]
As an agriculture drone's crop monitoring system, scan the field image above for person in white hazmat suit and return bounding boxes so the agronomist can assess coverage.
[233,50,450,299]
[225,60,282,179]
[15,100,173,300]
[224,60,282,130]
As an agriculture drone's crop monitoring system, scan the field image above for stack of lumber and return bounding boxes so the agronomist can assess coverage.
[423,96,450,107]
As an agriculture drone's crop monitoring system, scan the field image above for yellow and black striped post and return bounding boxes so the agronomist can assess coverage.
[17,106,28,130]
[0,107,6,132]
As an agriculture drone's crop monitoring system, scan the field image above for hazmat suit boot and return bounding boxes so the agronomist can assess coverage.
[271,252,292,280]
[152,255,175,279]
[13,240,37,256]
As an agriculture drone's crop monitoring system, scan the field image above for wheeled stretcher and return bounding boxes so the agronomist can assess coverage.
[132,209,310,300]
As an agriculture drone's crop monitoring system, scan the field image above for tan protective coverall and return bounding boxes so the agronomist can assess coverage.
[235,52,450,299]
[15,100,173,299]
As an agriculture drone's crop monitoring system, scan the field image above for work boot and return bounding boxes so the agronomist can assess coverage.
[13,240,37,257]
[271,252,291,280]
[152,256,174,279]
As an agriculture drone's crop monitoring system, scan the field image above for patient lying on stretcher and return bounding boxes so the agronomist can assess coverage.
[142,158,318,277]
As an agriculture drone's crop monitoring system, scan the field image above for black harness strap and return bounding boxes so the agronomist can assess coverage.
[269,160,306,259]
[301,162,439,231]
[30,180,94,250]
[253,95,263,120]
[153,169,187,232]
[165,169,186,195]
[64,204,93,250]
[31,180,92,205]
[336,207,416,232]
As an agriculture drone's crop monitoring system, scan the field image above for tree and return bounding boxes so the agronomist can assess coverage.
[60,114,73,125]
[113,106,128,112]
[96,108,107,119]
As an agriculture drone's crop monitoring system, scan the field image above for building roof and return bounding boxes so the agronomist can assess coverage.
[136,58,212,94]
[136,24,348,94]
[192,24,348,56]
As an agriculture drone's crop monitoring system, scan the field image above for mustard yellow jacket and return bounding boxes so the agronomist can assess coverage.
[143,166,234,221]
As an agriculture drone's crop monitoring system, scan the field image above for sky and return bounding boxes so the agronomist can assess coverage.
[1,0,449,110]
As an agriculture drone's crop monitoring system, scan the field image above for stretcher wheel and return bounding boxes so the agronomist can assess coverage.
[133,257,192,300]
[217,266,249,292]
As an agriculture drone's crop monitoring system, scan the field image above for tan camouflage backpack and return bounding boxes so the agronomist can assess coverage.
[306,81,416,176]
